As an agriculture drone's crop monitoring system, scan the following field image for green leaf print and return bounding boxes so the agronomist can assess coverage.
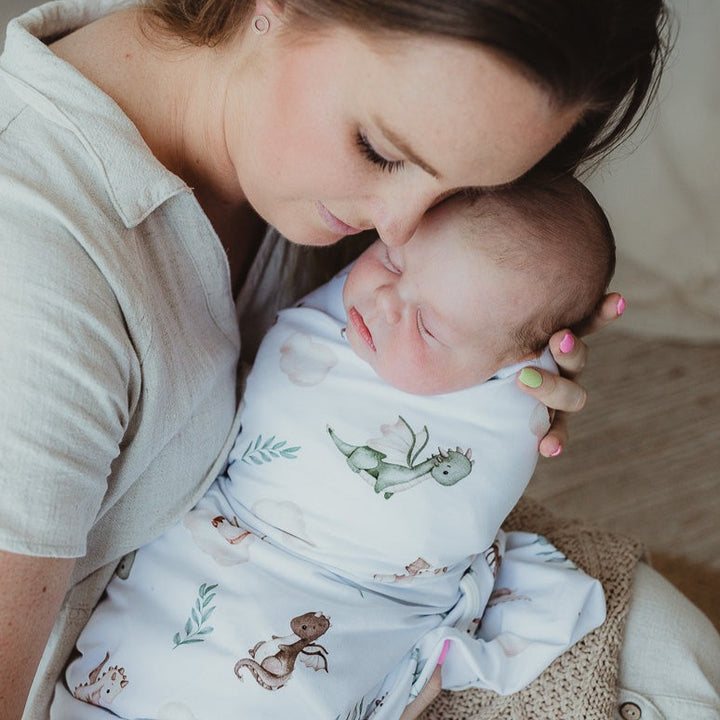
[530,535,578,569]
[240,434,301,465]
[173,583,218,649]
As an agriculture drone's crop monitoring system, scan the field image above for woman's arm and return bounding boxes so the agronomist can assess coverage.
[518,293,626,457]
[0,552,75,720]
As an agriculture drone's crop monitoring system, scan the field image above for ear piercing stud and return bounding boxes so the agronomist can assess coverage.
[252,15,270,35]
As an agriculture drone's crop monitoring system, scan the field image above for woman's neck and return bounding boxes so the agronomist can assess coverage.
[198,194,267,297]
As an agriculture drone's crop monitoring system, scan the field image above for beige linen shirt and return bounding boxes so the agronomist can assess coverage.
[0,1,350,715]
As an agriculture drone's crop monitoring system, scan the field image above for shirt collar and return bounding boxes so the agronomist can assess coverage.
[0,0,188,228]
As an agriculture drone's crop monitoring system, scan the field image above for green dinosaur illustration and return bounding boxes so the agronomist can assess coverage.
[327,417,473,498]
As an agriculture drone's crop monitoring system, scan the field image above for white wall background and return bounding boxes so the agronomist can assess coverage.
[2,0,719,341]
[587,0,720,342]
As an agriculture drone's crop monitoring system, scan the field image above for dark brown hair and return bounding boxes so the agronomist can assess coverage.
[142,0,670,175]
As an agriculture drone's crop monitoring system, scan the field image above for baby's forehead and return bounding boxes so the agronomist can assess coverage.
[454,197,536,254]
[459,250,551,319]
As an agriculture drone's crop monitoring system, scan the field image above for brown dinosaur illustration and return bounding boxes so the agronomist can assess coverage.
[211,514,252,544]
[72,651,129,706]
[234,611,330,690]
[373,557,448,583]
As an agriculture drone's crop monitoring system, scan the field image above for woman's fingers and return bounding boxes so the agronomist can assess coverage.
[517,368,588,414]
[579,292,626,337]
[521,330,591,457]
[399,641,448,720]
[549,292,626,375]
[538,411,570,458]
[548,330,587,379]
[518,293,625,457]
[399,665,442,719]
[517,368,586,458]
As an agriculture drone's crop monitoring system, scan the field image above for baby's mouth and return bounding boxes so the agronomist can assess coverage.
[348,306,376,352]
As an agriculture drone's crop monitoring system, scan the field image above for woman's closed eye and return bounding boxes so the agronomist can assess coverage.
[356,132,404,174]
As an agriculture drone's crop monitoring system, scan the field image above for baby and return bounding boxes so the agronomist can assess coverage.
[52,175,612,720]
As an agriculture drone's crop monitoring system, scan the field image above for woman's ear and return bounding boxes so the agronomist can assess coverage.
[250,1,284,37]
[254,0,286,24]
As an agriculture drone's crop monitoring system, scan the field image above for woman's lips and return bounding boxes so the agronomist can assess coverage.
[315,202,363,236]
[348,306,376,352]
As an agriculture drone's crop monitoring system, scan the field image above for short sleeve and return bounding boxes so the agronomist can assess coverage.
[0,212,137,557]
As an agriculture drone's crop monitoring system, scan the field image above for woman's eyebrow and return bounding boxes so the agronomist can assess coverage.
[374,119,440,179]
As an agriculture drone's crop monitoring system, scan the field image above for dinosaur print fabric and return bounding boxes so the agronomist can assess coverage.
[53,269,605,720]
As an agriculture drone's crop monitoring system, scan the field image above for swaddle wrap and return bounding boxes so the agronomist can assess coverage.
[55,270,605,720]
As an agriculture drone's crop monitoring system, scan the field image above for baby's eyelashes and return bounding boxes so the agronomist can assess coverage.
[417,310,446,347]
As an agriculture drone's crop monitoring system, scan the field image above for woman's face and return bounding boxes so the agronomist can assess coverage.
[228,18,581,247]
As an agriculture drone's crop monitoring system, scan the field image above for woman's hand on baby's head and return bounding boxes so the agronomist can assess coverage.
[580,292,627,337]
[548,293,626,379]
[517,367,587,457]
[517,292,626,458]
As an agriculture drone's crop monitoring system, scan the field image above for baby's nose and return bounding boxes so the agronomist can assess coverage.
[378,286,401,325]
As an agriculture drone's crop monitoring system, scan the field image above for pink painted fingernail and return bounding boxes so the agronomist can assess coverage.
[559,332,575,354]
[550,444,563,457]
[438,639,451,665]
[616,297,626,316]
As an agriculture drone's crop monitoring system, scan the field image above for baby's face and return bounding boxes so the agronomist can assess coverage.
[342,201,540,395]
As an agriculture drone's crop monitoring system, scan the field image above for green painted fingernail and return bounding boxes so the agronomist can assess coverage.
[519,368,543,388]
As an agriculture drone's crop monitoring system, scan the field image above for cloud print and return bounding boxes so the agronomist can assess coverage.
[252,499,314,549]
[495,632,531,657]
[183,507,254,566]
[279,332,338,386]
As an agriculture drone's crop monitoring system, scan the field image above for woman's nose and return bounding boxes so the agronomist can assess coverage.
[373,192,433,247]
[375,220,418,248]
[377,285,402,325]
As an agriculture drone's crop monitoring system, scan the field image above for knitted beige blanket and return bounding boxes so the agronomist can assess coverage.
[421,496,646,720]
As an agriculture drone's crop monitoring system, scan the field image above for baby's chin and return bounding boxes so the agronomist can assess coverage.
[374,368,473,397]
[377,363,500,397]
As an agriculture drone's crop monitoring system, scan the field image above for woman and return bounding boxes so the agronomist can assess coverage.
[0,1,714,719]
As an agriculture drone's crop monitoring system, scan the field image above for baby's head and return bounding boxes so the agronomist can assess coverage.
[343,173,615,395]
[465,173,616,355]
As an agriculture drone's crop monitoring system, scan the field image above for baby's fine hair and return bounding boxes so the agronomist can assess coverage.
[464,173,616,355]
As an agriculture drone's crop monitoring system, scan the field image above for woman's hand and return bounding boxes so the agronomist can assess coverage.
[517,293,626,458]
[398,639,449,720]
[399,665,443,720]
